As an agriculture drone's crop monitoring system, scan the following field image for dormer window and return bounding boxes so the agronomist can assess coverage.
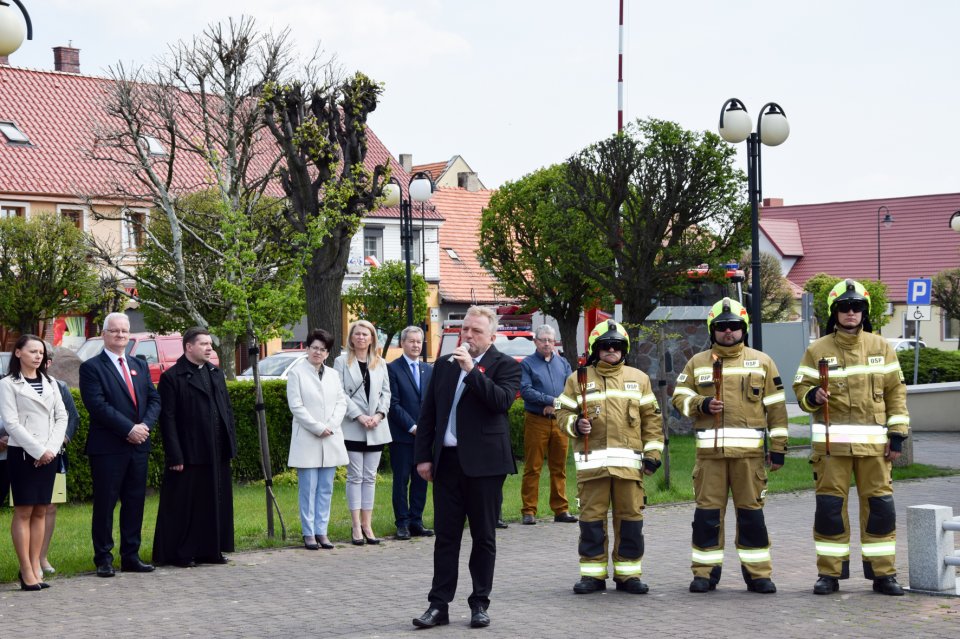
[139,135,166,156]
[0,121,30,145]
[444,247,460,261]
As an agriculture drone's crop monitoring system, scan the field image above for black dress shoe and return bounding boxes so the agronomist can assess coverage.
[521,514,536,525]
[813,576,839,594]
[573,576,606,594]
[412,606,449,628]
[554,512,578,523]
[470,606,491,628]
[204,554,229,564]
[121,559,155,573]
[410,525,434,537]
[615,579,649,594]
[396,526,411,540]
[496,519,509,529]
[96,564,116,578]
[873,576,904,596]
[172,559,197,568]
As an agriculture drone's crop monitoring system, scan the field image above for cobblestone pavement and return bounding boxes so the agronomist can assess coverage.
[2,470,958,638]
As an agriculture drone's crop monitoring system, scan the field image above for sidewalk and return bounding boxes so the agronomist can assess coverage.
[2,433,958,638]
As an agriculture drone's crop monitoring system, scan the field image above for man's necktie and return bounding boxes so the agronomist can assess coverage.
[411,361,420,390]
[118,357,138,408]
[447,360,476,440]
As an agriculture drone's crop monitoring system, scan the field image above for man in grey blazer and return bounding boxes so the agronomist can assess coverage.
[387,326,434,540]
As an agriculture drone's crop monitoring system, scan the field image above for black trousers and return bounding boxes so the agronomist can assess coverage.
[428,447,505,610]
[390,442,428,527]
[89,449,149,566]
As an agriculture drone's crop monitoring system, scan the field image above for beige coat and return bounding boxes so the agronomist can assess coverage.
[286,359,349,468]
[0,374,68,460]
[333,354,392,447]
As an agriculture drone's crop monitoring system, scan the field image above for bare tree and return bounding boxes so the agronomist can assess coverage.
[84,17,301,378]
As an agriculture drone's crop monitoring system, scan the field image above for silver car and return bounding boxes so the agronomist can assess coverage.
[236,350,307,381]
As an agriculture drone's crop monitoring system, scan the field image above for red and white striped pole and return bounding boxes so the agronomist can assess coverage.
[617,0,624,133]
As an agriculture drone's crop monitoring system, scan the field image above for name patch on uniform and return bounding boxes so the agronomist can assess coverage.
[823,357,838,367]
[868,356,884,365]
[743,359,759,368]
[624,382,640,391]
[794,373,804,383]
[586,382,596,390]
[697,374,713,384]
[677,373,688,383]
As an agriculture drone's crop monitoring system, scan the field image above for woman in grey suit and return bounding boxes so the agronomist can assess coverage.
[334,320,392,545]
[287,329,348,550]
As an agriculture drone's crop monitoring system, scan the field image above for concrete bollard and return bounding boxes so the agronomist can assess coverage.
[907,504,958,594]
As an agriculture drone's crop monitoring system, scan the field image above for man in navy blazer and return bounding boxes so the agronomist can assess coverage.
[387,326,434,541]
[79,313,161,577]
[412,307,521,630]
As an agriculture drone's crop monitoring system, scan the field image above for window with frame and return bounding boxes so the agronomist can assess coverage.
[944,314,960,341]
[123,210,146,250]
[901,313,919,339]
[1,205,25,220]
[402,228,422,266]
[60,208,84,230]
[0,121,30,145]
[363,227,383,262]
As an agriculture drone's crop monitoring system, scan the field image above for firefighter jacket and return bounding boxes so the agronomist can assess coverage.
[671,342,788,460]
[556,360,664,482]
[793,328,909,457]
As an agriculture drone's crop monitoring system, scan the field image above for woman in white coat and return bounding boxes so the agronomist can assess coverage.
[0,335,67,590]
[287,329,348,550]
[333,320,392,545]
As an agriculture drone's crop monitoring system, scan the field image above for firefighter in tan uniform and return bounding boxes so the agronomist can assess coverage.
[671,298,788,595]
[555,321,664,595]
[794,279,909,596]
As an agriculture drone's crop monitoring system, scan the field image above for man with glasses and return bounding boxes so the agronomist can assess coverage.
[79,312,160,577]
[671,298,788,595]
[519,325,575,525]
[556,320,663,595]
[794,279,909,596]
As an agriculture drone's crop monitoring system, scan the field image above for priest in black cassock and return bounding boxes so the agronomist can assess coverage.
[152,327,237,567]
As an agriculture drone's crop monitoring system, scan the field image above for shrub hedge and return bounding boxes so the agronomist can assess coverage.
[62,384,533,502]
[898,347,960,384]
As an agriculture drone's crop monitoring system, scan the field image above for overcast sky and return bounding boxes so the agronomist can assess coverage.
[8,0,960,205]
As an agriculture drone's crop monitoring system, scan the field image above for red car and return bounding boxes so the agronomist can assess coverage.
[75,332,220,384]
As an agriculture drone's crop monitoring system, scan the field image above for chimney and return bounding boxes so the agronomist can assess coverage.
[0,55,9,66]
[53,46,81,74]
[399,153,413,174]
[762,197,783,207]
[457,171,480,192]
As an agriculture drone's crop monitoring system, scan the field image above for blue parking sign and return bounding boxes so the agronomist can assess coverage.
[906,278,932,305]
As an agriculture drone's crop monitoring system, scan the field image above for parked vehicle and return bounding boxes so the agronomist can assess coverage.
[75,332,218,384]
[236,350,307,381]
[886,338,927,352]
[437,306,536,363]
[0,351,9,376]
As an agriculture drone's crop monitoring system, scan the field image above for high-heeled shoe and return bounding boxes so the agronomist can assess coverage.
[351,536,365,546]
[18,572,42,592]
[362,532,381,545]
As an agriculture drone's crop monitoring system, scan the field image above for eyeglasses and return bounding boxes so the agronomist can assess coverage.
[713,321,743,333]
[105,329,130,335]
[836,300,866,314]
[596,341,624,352]
[308,345,329,353]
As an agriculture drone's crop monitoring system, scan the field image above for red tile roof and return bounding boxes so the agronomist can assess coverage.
[411,160,450,181]
[0,65,409,216]
[759,217,804,256]
[430,186,509,304]
[761,193,960,301]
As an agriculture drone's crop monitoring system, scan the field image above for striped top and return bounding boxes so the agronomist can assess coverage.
[23,375,43,396]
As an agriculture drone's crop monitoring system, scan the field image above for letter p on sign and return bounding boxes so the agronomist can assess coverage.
[906,278,932,305]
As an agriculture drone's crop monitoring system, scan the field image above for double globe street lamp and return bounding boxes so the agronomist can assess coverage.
[0,0,32,56]
[718,99,790,351]
[382,172,434,326]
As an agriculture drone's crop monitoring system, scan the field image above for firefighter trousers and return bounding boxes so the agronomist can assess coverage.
[811,453,896,579]
[576,475,645,583]
[691,456,771,583]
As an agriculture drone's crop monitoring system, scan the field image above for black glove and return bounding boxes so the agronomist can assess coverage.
[889,435,906,453]
[769,452,785,466]
[643,458,661,474]
[699,398,713,415]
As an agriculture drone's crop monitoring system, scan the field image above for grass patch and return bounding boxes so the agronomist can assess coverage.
[1,434,954,582]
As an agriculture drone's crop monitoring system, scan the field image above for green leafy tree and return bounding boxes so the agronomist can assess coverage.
[261,71,390,358]
[563,118,750,364]
[0,214,99,335]
[932,267,960,350]
[803,273,890,335]
[477,165,610,370]
[343,261,427,357]
[740,250,795,323]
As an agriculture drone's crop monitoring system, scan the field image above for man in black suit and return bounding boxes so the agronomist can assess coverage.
[79,313,161,577]
[412,306,521,630]
[387,326,434,541]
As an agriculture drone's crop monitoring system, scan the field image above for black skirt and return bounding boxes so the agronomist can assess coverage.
[7,447,57,506]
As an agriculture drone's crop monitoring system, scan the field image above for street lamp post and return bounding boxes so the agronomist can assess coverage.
[877,206,894,280]
[718,99,789,351]
[0,1,32,56]
[382,172,434,326]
